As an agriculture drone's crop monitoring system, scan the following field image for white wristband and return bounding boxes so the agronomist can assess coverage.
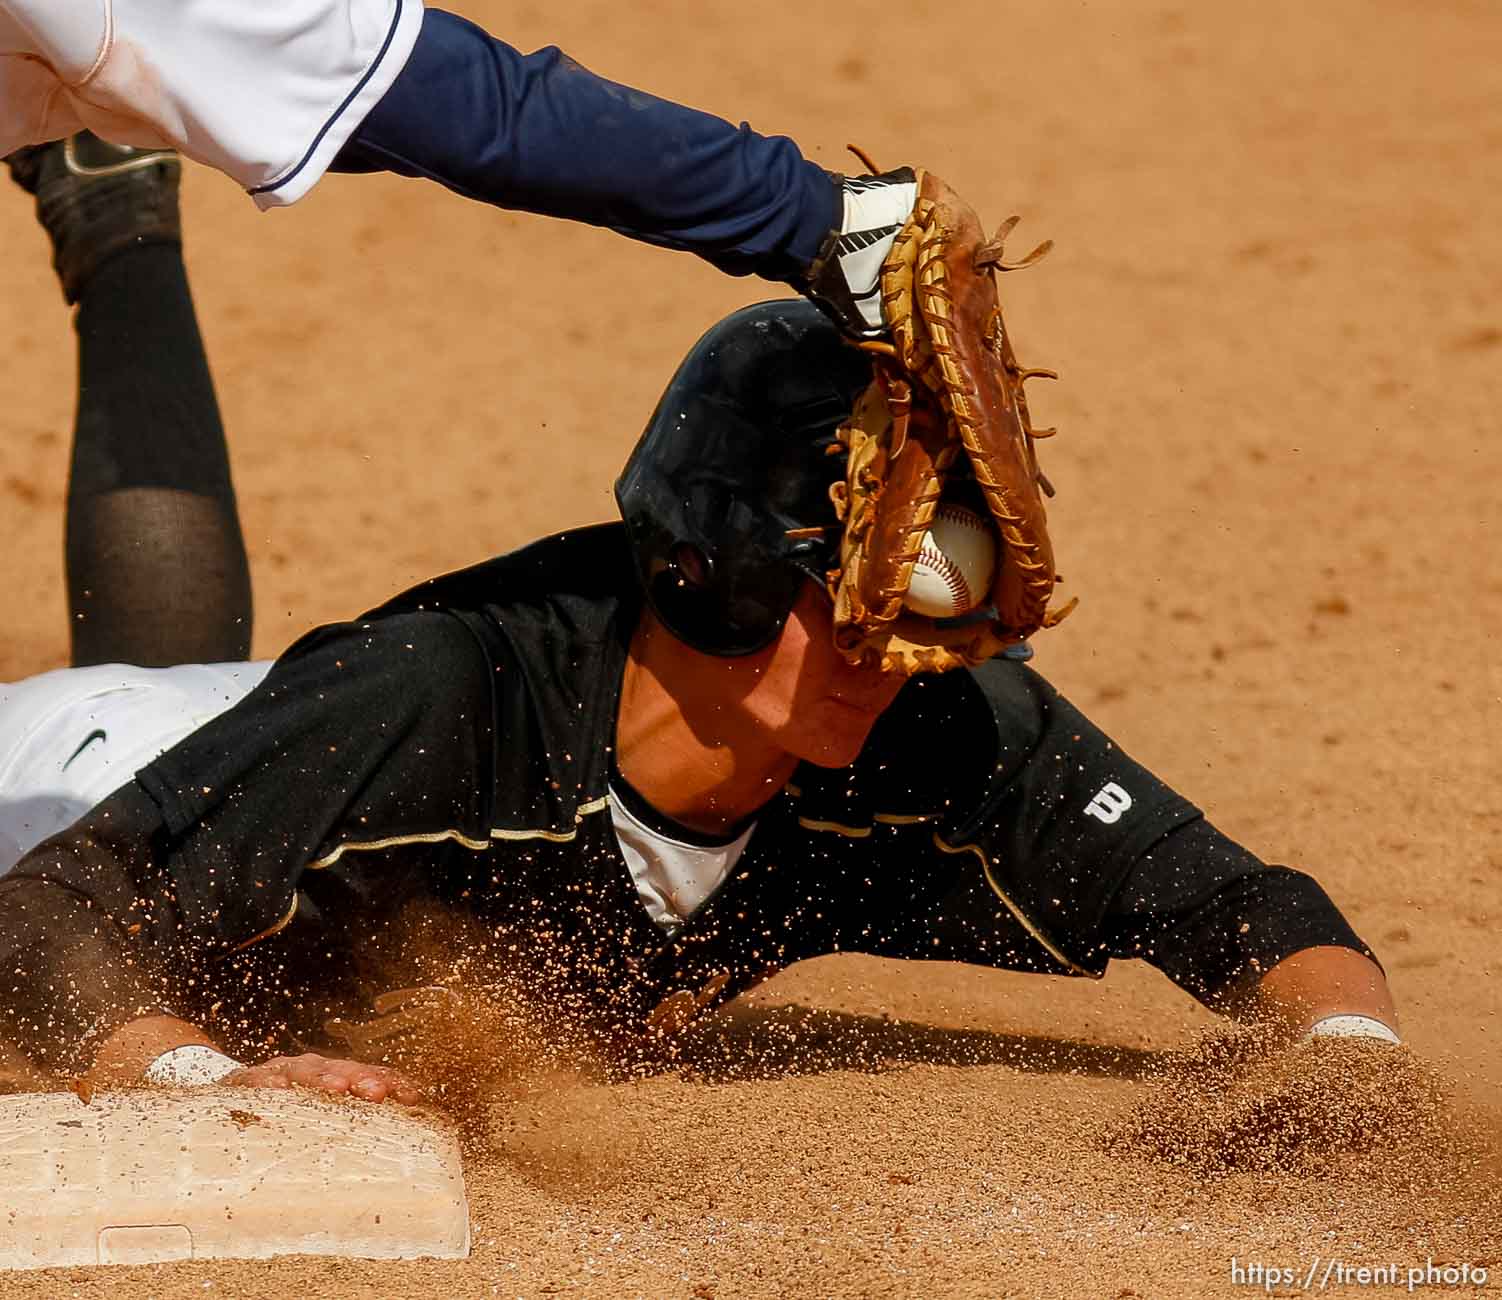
[1303,1014,1401,1046]
[142,1044,243,1086]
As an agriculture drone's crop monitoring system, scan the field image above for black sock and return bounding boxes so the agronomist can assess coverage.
[66,244,253,667]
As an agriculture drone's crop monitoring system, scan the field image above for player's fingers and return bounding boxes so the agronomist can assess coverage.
[271,1053,339,1090]
[346,1068,402,1098]
[223,1064,290,1089]
[224,1054,423,1103]
[385,1073,425,1105]
[227,1054,353,1096]
[279,1053,424,1103]
[343,1062,425,1104]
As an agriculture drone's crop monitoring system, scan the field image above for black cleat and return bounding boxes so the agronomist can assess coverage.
[5,132,181,304]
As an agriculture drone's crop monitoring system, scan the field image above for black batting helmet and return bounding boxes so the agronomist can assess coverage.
[615,300,873,656]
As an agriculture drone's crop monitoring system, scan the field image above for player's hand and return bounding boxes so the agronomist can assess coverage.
[225,1052,425,1104]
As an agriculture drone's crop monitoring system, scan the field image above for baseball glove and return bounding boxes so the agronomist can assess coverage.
[827,159,1075,675]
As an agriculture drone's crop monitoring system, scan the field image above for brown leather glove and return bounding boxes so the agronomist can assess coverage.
[827,167,1074,674]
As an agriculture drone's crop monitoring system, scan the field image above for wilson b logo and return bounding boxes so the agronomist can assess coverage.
[1084,782,1133,824]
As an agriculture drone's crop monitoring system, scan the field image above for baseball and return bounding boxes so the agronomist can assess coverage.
[903,504,998,618]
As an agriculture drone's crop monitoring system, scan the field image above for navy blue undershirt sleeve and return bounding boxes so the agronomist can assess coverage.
[331,8,841,282]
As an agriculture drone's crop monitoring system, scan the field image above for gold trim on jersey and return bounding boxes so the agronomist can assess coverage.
[784,781,1087,976]
[931,835,1098,978]
[231,894,300,952]
[795,816,872,838]
[309,827,492,869]
[784,782,935,834]
[235,800,615,953]
[306,795,614,870]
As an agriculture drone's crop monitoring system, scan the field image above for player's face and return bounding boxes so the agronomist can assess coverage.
[731,580,908,767]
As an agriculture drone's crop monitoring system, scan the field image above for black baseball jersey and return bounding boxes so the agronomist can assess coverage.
[0,525,1367,1070]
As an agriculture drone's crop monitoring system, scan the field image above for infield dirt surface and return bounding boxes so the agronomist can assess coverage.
[1,1,1498,1296]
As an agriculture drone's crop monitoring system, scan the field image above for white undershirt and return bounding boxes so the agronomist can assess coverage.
[608,788,756,929]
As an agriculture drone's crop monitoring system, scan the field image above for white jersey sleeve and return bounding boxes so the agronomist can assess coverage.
[0,0,424,206]
[0,661,273,874]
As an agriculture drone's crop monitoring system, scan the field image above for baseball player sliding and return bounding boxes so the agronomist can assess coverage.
[0,300,1401,1116]
[0,0,918,335]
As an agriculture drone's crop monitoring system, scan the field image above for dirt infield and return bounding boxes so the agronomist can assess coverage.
[1,0,1498,1295]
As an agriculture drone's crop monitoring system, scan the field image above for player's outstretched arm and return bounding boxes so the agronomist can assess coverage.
[0,780,331,1087]
[1098,829,1433,1169]
[0,784,429,1104]
[0,612,496,1096]
[1240,944,1398,1044]
[1,873,425,1104]
[0,802,184,1081]
[1098,818,1402,1046]
[5,3,913,333]
[328,9,912,327]
[85,1014,426,1103]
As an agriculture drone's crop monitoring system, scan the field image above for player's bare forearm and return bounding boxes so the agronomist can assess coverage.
[1245,945,1398,1040]
[0,785,231,1074]
[0,873,164,1074]
[90,1018,424,1102]
[88,1014,222,1085]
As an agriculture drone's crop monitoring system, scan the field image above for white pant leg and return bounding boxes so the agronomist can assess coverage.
[0,0,424,205]
[0,3,90,155]
[0,53,87,155]
[0,661,272,874]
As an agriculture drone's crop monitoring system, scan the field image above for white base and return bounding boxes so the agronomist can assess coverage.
[0,1087,470,1270]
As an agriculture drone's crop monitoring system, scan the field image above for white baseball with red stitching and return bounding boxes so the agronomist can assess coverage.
[904,504,998,618]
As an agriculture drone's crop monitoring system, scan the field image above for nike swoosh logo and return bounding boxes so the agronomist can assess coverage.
[61,728,107,771]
